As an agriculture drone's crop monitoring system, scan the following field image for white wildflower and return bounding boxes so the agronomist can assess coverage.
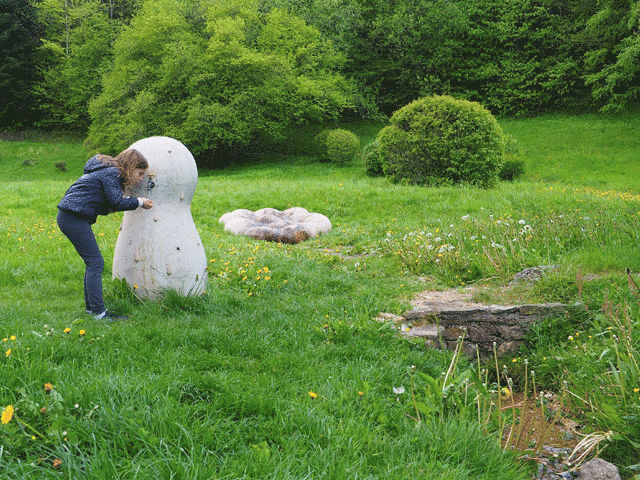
[393,386,405,395]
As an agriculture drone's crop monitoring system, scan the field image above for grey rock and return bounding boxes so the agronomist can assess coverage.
[375,312,404,324]
[511,266,544,284]
[498,325,526,341]
[403,325,443,339]
[497,341,520,357]
[511,265,559,285]
[444,326,468,340]
[401,287,568,358]
[576,459,621,480]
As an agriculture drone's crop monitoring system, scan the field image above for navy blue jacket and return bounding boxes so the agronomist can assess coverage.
[58,156,139,224]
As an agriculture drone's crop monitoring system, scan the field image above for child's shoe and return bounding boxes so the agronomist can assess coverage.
[94,310,128,321]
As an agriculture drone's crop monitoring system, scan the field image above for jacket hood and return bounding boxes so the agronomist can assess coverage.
[84,155,112,174]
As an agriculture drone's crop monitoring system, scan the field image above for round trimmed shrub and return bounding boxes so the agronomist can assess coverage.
[314,128,360,165]
[364,139,383,176]
[326,129,360,165]
[313,129,332,159]
[377,95,504,187]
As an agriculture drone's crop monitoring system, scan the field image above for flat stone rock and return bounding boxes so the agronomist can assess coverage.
[402,325,444,339]
[395,288,568,357]
[575,459,621,480]
[219,207,331,244]
[375,312,404,323]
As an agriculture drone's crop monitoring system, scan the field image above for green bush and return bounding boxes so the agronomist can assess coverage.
[314,128,360,164]
[325,129,360,164]
[313,129,332,159]
[377,95,504,187]
[498,134,525,181]
[364,138,383,176]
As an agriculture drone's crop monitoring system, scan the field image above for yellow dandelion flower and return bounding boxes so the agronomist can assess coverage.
[512,358,517,363]
[500,387,512,398]
[308,391,318,399]
[64,328,71,334]
[133,284,138,289]
[5,349,11,357]
[263,267,269,273]
[358,391,364,397]
[568,336,574,341]
[1,405,14,424]
[31,435,36,440]
[1,338,6,342]
[44,383,53,392]
[265,276,270,281]
[9,335,15,341]
[634,388,639,393]
[79,330,86,336]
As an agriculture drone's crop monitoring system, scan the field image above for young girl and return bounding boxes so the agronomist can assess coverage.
[57,149,153,320]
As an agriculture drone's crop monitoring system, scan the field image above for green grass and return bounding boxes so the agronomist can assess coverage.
[2,112,640,477]
[501,111,640,192]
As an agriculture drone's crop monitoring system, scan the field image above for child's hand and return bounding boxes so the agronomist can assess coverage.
[141,198,153,209]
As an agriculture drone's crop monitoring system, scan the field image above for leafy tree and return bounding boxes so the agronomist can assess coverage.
[0,0,41,128]
[583,0,640,110]
[271,0,603,115]
[35,0,116,130]
[86,0,354,166]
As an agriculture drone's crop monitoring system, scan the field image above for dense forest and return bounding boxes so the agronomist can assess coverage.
[1,0,639,152]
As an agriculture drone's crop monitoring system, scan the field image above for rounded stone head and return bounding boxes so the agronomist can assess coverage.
[127,136,198,205]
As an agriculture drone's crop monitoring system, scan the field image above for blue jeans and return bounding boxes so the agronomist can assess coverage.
[57,209,105,314]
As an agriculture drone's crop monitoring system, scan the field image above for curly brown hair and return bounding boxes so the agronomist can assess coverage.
[98,149,148,189]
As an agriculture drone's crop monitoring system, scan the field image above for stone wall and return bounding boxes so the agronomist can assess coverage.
[400,303,568,357]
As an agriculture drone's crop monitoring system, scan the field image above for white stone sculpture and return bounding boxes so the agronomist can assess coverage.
[219,207,331,243]
[113,136,207,299]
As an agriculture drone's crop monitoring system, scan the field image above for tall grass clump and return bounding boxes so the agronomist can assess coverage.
[381,203,640,286]
[543,307,639,469]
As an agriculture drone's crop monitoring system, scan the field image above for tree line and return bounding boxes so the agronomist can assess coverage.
[1,0,639,149]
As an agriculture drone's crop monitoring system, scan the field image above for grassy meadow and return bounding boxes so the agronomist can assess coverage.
[1,113,640,478]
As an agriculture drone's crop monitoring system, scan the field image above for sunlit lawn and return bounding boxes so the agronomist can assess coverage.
[1,112,640,477]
